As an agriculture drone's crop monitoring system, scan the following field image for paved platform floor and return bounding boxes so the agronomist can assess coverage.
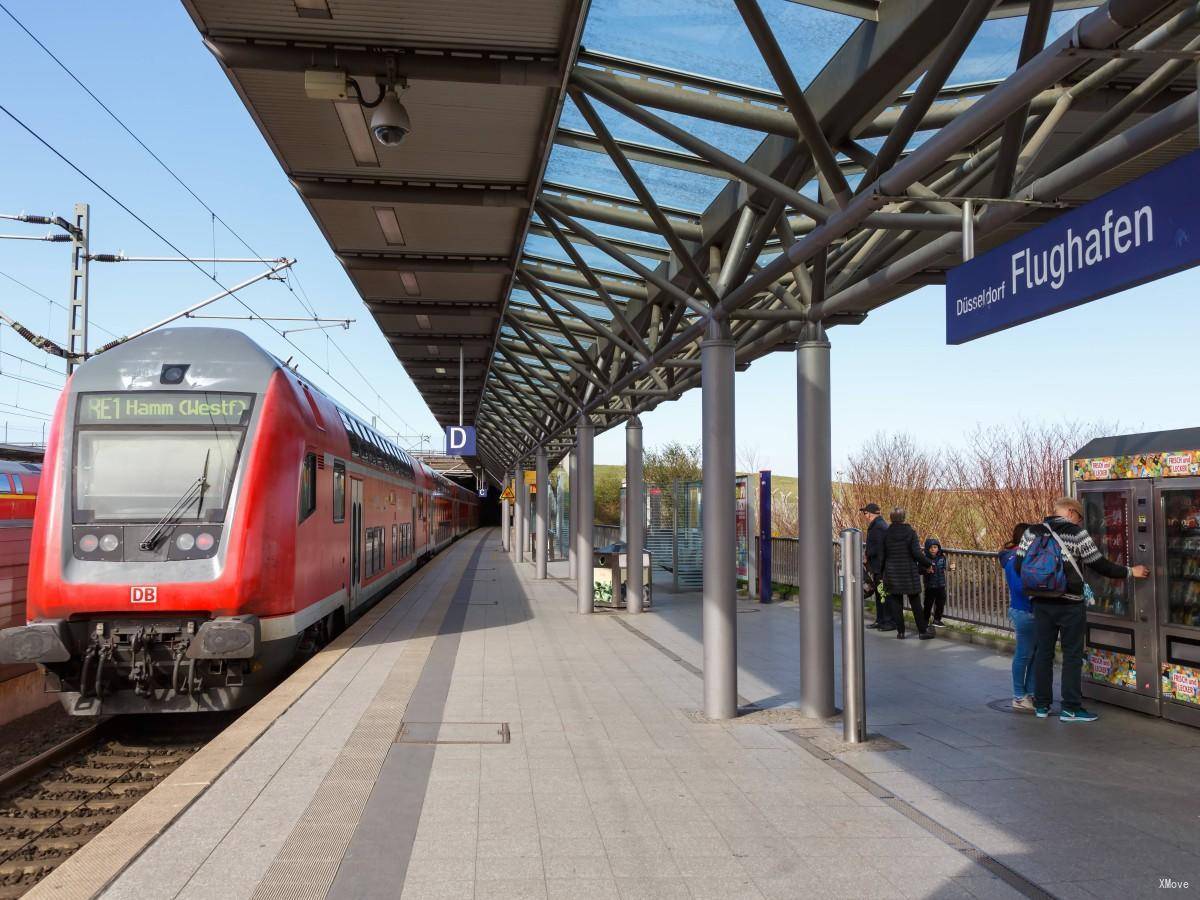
[94,528,1197,899]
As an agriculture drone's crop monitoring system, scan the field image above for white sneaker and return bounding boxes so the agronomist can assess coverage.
[1012,696,1035,711]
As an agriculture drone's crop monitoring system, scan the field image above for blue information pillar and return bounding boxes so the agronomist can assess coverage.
[759,470,772,604]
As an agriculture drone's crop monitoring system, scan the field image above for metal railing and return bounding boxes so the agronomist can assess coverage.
[588,524,1012,633]
[765,536,1009,631]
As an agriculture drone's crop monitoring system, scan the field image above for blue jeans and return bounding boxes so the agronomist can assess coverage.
[1009,608,1037,699]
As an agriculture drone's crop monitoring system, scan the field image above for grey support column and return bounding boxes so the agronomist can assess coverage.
[535,447,549,579]
[516,465,527,563]
[702,317,737,720]
[797,322,836,719]
[575,417,595,614]
[567,450,578,580]
[626,416,644,614]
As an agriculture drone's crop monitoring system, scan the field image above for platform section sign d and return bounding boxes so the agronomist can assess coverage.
[946,148,1200,345]
[444,425,476,456]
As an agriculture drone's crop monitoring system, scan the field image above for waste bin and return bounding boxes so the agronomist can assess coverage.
[592,542,653,610]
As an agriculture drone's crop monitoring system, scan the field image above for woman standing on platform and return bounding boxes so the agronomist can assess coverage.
[880,507,934,640]
[1000,523,1036,711]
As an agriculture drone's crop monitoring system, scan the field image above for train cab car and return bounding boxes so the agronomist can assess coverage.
[0,327,478,714]
[0,459,41,522]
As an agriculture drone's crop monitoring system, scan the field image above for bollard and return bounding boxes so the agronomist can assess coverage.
[840,528,867,744]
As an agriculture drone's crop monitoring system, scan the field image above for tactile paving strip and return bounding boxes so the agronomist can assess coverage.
[248,535,484,900]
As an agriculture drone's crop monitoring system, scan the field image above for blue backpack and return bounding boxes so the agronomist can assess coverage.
[1019,525,1075,596]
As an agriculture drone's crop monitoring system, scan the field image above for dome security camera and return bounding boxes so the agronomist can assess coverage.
[371,89,411,146]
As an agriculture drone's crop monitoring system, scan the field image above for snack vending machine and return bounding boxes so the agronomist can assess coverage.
[1072,428,1200,726]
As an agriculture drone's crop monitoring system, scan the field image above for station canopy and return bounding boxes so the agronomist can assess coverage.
[182,0,1199,481]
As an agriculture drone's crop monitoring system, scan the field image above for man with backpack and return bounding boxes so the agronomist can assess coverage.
[1015,497,1148,722]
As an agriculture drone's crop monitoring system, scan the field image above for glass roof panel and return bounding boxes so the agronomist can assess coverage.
[941,8,1095,87]
[581,0,858,91]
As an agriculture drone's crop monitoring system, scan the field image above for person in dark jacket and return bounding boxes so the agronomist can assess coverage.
[1015,497,1149,722]
[861,503,893,630]
[880,507,934,640]
[921,537,948,627]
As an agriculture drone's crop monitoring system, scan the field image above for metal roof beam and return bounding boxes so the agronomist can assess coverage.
[204,37,561,86]
[341,253,511,274]
[538,189,703,240]
[527,222,669,262]
[570,88,721,304]
[554,128,728,180]
[294,177,529,208]
[521,257,648,300]
[720,0,1182,320]
[366,301,500,317]
[735,0,851,207]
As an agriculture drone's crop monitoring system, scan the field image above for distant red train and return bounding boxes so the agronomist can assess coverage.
[0,459,40,522]
[0,328,478,714]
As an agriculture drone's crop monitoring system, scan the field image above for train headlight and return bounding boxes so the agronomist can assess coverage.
[195,532,215,552]
[176,533,196,552]
[99,533,120,553]
[79,534,99,553]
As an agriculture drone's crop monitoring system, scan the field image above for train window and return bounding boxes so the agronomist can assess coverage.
[332,462,346,523]
[12,474,23,494]
[0,475,10,493]
[392,524,398,564]
[299,452,317,522]
[364,526,386,577]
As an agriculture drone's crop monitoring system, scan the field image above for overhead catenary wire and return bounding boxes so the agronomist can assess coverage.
[1,5,430,444]
[0,102,409,438]
[0,268,119,338]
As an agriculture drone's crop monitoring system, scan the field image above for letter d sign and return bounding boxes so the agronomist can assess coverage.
[444,425,476,456]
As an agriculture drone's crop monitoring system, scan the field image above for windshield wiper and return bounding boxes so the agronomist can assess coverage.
[140,451,210,551]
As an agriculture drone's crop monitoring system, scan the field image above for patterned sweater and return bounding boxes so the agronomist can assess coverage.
[1014,515,1129,601]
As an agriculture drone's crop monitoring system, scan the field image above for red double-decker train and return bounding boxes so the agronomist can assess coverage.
[0,328,478,714]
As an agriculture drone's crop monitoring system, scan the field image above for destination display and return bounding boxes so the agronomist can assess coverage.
[79,392,253,426]
[946,148,1200,344]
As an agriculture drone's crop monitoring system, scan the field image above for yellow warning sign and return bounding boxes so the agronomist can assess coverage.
[500,485,515,501]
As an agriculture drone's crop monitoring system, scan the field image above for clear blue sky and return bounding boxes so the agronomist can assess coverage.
[1,2,1195,475]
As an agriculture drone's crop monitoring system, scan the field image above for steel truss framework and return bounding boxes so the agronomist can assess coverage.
[473,0,1200,481]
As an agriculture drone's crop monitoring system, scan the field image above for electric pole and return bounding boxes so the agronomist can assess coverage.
[66,203,89,374]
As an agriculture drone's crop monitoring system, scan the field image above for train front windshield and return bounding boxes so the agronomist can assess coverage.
[73,391,252,523]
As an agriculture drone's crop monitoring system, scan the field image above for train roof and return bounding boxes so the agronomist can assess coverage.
[80,327,472,500]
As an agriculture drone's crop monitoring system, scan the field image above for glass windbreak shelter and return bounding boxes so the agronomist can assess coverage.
[1072,428,1200,726]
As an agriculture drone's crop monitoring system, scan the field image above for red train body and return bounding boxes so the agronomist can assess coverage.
[0,328,478,714]
[0,460,40,522]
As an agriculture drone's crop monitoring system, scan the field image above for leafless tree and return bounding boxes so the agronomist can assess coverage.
[945,421,1113,549]
[772,488,798,538]
[738,444,764,475]
[833,432,956,543]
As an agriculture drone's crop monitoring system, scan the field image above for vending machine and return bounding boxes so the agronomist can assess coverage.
[1071,428,1200,726]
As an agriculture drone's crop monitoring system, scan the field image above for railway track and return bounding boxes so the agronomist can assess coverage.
[0,715,231,899]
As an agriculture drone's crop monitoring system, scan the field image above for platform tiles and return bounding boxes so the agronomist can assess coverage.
[44,528,1042,900]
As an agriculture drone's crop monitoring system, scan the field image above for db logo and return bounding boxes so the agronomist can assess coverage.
[130,586,158,604]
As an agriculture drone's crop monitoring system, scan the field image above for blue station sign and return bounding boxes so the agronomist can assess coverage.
[444,425,476,456]
[946,148,1200,344]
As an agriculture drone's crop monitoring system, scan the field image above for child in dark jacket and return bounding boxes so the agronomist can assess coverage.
[922,537,948,627]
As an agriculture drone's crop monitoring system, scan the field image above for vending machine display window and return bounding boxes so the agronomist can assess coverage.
[1081,491,1131,618]
[1163,490,1200,627]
